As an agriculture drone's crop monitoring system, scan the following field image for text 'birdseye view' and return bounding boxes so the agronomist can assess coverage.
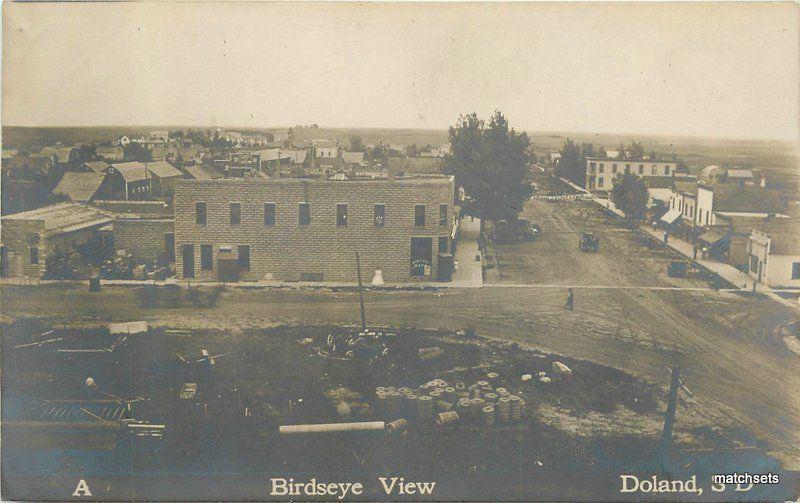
[1,2,799,502]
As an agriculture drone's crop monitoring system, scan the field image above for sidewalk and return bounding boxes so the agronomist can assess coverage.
[592,195,800,312]
[451,217,484,287]
[0,222,485,290]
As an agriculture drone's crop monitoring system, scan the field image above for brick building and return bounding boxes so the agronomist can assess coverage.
[113,218,175,264]
[0,203,113,278]
[173,176,456,283]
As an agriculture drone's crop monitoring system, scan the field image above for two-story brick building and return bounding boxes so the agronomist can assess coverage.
[173,176,456,283]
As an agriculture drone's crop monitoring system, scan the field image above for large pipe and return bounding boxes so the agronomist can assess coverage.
[279,421,385,435]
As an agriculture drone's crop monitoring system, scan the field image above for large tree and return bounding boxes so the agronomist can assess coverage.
[611,173,649,221]
[349,135,365,152]
[122,142,152,162]
[443,111,533,221]
[555,138,584,184]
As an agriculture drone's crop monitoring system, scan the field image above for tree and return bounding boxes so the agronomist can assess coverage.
[443,111,533,221]
[404,144,419,158]
[556,138,583,184]
[367,143,389,166]
[611,173,649,221]
[627,141,645,160]
[123,142,152,162]
[349,135,365,152]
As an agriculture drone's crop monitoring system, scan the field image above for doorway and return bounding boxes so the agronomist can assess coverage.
[411,237,433,277]
[182,244,195,278]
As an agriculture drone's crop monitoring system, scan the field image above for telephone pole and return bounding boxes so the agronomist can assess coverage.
[661,366,681,470]
[355,252,367,331]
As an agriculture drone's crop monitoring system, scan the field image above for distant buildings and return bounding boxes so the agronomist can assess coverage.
[1,152,62,214]
[700,166,766,188]
[105,161,182,200]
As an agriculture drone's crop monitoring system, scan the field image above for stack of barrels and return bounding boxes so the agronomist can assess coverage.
[374,374,527,428]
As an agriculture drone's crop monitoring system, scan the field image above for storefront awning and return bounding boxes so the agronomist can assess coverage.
[660,208,681,225]
[698,229,729,245]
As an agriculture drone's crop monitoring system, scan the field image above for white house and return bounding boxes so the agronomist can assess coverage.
[315,146,339,158]
[662,182,715,228]
[118,136,132,147]
[150,130,169,142]
[585,157,675,191]
[747,220,800,287]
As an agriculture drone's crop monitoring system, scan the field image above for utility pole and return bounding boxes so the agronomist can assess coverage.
[661,366,681,470]
[355,252,367,331]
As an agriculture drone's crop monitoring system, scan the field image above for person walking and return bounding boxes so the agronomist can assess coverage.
[564,288,574,311]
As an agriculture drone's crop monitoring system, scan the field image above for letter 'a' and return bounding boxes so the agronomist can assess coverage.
[72,479,92,497]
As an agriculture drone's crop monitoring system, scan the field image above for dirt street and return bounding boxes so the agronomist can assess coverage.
[2,203,799,467]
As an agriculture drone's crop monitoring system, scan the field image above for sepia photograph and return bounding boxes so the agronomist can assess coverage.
[1,2,799,501]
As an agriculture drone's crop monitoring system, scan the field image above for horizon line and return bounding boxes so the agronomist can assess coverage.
[1,124,798,145]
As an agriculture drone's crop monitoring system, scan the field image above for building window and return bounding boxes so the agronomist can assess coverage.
[337,203,348,227]
[414,204,426,227]
[374,204,385,227]
[196,202,207,225]
[599,164,604,173]
[665,165,672,175]
[264,203,276,226]
[29,247,39,265]
[230,202,241,225]
[651,166,657,175]
[238,245,250,271]
[299,203,310,225]
[792,262,800,280]
[438,236,449,253]
[439,204,448,226]
[625,164,630,174]
[612,164,617,174]
[598,177,604,187]
[638,165,644,175]
[200,244,213,270]
[749,255,759,273]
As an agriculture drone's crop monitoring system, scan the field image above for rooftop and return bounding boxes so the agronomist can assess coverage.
[83,160,111,173]
[146,160,182,179]
[184,164,224,180]
[585,156,671,163]
[52,172,106,202]
[754,219,800,255]
[342,151,365,165]
[178,174,453,188]
[110,162,150,182]
[2,202,113,235]
[726,169,754,179]
[641,176,674,189]
[713,186,786,214]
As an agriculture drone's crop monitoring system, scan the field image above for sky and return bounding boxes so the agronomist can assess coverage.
[3,2,799,141]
